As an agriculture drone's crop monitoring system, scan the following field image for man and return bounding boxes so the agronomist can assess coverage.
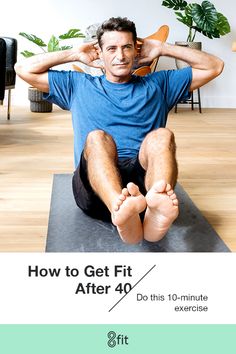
[15,17,224,244]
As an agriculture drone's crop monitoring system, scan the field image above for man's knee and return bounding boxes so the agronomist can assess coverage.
[149,127,174,142]
[144,128,175,151]
[139,128,176,168]
[84,130,116,158]
[86,129,112,143]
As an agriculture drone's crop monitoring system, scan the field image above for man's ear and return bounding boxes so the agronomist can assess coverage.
[98,46,103,60]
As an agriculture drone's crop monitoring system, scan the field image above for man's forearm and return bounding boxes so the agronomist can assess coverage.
[161,42,223,73]
[16,48,78,74]
[14,48,79,92]
[15,41,100,92]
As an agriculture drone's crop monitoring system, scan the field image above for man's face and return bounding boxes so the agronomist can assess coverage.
[99,31,137,83]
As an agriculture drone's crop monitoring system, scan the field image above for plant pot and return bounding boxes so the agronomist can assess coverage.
[28,86,52,113]
[175,41,202,69]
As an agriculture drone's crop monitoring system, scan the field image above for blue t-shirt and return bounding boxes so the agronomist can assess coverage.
[44,67,192,167]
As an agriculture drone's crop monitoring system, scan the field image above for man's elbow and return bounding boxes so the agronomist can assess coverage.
[14,62,26,79]
[207,58,224,83]
[14,62,20,75]
[14,62,33,85]
[214,58,224,77]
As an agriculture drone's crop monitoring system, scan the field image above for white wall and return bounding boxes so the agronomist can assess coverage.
[1,0,236,108]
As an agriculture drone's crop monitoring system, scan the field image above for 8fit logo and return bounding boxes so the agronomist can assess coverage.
[107,331,129,348]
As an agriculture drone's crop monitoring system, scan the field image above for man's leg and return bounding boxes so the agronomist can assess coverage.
[84,130,146,244]
[139,128,179,242]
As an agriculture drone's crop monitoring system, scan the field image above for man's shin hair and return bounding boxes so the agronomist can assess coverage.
[97,17,137,49]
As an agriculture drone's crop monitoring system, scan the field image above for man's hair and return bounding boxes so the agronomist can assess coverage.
[97,17,137,48]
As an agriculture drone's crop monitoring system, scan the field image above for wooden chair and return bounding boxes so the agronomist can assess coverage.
[72,64,84,72]
[72,25,169,76]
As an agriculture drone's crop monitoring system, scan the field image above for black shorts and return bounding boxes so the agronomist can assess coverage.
[72,152,146,222]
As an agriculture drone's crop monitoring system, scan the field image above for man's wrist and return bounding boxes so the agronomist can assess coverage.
[159,42,171,57]
[66,47,80,62]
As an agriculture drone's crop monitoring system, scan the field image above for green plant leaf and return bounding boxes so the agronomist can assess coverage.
[216,13,231,35]
[175,8,192,27]
[198,27,220,39]
[59,29,85,39]
[185,3,194,17]
[59,45,73,51]
[162,0,188,11]
[20,50,36,58]
[47,35,60,52]
[192,1,218,33]
[19,32,47,47]
[163,0,230,40]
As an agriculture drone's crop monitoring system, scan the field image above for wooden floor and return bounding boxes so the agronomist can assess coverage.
[0,106,235,252]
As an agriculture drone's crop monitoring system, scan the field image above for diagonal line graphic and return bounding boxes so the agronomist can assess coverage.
[108,264,156,312]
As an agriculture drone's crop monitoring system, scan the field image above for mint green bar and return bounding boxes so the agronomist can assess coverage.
[0,325,236,354]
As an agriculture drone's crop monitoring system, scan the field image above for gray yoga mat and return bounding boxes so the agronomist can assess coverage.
[46,174,230,252]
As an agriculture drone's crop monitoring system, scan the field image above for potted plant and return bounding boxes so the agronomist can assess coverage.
[19,29,85,112]
[162,0,230,68]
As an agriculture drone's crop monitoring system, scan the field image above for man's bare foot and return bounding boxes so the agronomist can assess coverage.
[111,182,146,244]
[143,180,179,242]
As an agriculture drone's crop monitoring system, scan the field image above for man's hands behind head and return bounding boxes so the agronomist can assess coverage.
[136,38,163,66]
[76,37,164,71]
[77,41,103,68]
